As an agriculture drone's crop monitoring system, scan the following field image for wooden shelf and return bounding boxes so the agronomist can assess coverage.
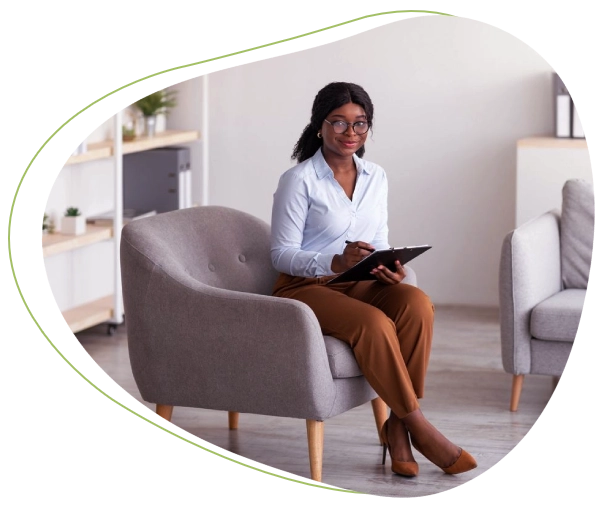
[42,225,113,257]
[123,129,200,154]
[64,129,200,165]
[518,136,587,149]
[66,146,112,165]
[63,295,113,333]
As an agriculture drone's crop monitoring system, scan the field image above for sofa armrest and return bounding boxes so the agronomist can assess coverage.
[125,262,337,420]
[499,210,562,374]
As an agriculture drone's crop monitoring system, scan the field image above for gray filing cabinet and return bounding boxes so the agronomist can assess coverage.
[123,146,192,214]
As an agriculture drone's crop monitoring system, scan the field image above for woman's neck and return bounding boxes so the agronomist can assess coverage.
[321,148,356,174]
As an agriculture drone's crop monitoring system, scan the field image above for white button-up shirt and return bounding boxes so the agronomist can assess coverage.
[271,148,390,277]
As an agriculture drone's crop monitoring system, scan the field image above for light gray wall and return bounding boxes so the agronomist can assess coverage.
[178,16,556,306]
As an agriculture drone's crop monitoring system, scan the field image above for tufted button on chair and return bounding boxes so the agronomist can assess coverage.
[120,205,418,481]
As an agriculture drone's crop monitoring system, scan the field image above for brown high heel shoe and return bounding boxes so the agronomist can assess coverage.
[439,449,477,475]
[380,419,419,477]
[411,440,477,475]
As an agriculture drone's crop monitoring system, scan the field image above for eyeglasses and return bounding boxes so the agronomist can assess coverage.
[323,119,370,135]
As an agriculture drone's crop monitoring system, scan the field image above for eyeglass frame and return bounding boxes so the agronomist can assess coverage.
[323,118,371,135]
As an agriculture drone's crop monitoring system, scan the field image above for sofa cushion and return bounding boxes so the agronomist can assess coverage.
[323,335,363,378]
[530,289,586,342]
[561,179,594,289]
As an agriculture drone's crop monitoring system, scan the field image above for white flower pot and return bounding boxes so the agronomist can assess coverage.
[145,115,157,137]
[62,215,86,235]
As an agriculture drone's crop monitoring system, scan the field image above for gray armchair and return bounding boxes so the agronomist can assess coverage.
[499,179,594,411]
[120,205,417,481]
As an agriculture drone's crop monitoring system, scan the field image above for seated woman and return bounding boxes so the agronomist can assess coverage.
[270,82,476,477]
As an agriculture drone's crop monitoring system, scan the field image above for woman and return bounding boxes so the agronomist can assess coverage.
[270,82,476,477]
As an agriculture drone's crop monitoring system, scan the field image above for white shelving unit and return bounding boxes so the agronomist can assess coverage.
[43,116,200,335]
[516,136,592,227]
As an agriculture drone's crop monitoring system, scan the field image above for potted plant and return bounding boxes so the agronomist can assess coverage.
[134,89,177,137]
[43,213,49,235]
[122,124,136,142]
[40,212,48,245]
[62,207,86,235]
[121,108,137,141]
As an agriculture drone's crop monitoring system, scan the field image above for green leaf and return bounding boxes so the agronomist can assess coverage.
[134,88,178,116]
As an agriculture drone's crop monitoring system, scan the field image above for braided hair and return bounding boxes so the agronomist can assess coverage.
[291,82,374,162]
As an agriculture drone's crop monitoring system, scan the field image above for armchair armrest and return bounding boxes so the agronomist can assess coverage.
[499,210,562,374]
[403,265,417,286]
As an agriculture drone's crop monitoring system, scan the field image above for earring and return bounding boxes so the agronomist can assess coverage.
[317,132,322,138]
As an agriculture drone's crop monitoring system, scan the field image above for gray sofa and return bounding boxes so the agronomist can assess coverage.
[120,205,417,481]
[499,179,594,411]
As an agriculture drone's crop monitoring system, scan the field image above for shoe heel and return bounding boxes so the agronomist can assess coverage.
[379,418,419,477]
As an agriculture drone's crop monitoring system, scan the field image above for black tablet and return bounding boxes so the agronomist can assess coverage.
[325,245,432,284]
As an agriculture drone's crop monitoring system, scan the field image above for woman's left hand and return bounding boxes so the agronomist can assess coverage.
[371,260,406,285]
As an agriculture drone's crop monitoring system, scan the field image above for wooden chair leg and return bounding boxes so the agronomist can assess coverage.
[552,376,561,391]
[228,411,239,430]
[306,420,324,482]
[371,397,389,445]
[156,404,173,421]
[510,374,524,412]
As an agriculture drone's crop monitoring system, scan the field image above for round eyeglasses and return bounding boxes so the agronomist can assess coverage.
[323,119,370,135]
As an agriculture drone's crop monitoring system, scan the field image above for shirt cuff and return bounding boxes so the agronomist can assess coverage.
[316,252,336,277]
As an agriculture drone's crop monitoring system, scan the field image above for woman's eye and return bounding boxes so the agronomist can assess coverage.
[334,121,347,128]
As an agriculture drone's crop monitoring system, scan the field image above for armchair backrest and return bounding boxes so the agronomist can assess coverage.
[560,179,594,289]
[121,206,279,296]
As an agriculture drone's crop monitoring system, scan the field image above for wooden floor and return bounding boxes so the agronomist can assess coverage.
[77,305,554,497]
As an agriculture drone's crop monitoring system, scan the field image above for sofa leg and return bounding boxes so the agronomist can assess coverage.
[156,404,173,421]
[510,375,524,412]
[228,411,239,430]
[371,397,389,445]
[306,420,324,482]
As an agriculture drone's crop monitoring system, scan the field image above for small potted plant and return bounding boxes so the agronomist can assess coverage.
[40,212,48,245]
[122,124,136,142]
[122,108,138,141]
[42,213,49,235]
[134,88,177,137]
[62,207,86,235]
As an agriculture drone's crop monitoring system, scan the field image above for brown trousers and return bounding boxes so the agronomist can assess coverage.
[273,273,434,418]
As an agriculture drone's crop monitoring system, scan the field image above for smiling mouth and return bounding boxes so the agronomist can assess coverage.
[340,141,358,147]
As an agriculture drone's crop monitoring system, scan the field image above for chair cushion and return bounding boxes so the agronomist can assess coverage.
[530,289,586,342]
[561,179,594,289]
[323,335,363,378]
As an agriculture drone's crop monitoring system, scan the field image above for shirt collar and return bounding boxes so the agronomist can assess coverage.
[311,148,371,180]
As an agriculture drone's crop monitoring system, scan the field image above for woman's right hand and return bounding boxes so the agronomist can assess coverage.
[331,241,374,273]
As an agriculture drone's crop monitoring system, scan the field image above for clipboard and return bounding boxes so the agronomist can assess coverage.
[325,245,432,285]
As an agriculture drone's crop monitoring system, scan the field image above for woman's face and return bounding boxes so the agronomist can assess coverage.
[319,102,368,160]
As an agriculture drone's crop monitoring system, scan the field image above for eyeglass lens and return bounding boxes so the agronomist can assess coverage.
[331,121,369,134]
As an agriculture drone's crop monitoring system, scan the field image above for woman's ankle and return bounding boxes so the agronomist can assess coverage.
[400,410,461,468]
[386,413,416,462]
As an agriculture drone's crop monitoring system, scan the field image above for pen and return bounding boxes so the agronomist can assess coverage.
[345,240,375,253]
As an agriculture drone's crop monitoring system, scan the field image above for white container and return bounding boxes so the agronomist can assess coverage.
[61,215,86,235]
